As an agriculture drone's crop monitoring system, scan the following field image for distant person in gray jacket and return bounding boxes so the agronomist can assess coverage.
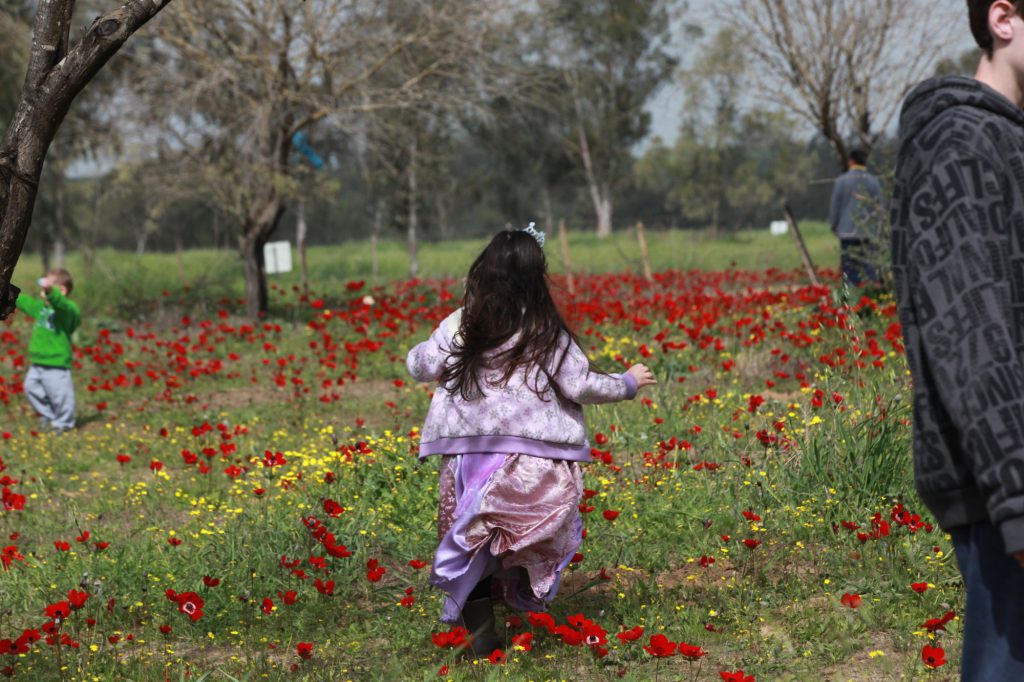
[829,148,883,287]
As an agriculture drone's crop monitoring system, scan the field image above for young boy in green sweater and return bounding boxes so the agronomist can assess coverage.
[16,268,81,432]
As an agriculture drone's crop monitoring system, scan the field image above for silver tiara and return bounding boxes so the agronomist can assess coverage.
[521,222,545,248]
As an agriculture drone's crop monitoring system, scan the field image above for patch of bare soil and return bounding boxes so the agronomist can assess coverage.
[194,377,404,413]
[819,635,957,682]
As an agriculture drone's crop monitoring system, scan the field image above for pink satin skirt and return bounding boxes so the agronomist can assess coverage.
[430,453,584,623]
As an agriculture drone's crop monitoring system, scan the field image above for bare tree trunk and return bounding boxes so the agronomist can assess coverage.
[0,0,173,318]
[558,218,574,296]
[52,232,65,267]
[636,221,653,284]
[595,183,612,238]
[371,199,382,285]
[435,191,451,240]
[296,198,309,294]
[240,233,269,319]
[89,173,100,254]
[239,199,285,317]
[710,184,721,238]
[569,81,613,238]
[407,137,419,278]
[212,210,221,250]
[53,166,66,267]
[136,214,155,256]
[40,229,52,272]
[541,185,555,238]
[175,233,186,283]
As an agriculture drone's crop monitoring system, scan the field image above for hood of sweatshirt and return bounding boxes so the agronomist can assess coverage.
[898,75,1024,152]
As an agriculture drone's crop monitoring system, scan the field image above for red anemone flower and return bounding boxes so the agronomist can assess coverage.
[720,671,755,682]
[511,632,533,651]
[921,645,946,669]
[840,593,862,609]
[67,590,89,610]
[617,626,644,642]
[172,592,204,621]
[678,641,708,660]
[643,633,677,658]
[43,601,71,621]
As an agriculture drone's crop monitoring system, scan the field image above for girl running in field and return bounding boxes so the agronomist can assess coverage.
[406,226,656,656]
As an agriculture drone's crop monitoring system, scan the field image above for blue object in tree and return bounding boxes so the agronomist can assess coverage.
[292,131,324,170]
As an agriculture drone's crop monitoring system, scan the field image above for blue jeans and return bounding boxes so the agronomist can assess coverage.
[950,522,1024,681]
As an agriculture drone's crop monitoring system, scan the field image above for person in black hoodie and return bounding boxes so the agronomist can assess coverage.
[891,1,1024,678]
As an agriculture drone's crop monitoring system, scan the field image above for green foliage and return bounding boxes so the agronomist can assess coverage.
[788,395,914,510]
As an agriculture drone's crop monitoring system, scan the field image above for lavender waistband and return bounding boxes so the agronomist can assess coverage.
[418,435,592,462]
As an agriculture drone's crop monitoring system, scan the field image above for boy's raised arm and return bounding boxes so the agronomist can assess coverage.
[45,289,81,333]
[14,293,43,318]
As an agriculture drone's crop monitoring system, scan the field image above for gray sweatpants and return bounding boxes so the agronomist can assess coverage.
[24,365,76,431]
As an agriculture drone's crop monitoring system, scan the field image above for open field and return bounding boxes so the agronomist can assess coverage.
[9,222,839,320]
[0,228,961,681]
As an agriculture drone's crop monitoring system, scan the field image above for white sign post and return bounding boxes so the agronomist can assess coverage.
[263,241,293,274]
[769,220,789,236]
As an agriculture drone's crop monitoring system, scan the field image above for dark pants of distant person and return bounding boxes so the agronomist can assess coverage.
[839,238,878,287]
[950,522,1024,681]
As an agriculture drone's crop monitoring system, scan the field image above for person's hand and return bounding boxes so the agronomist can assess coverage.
[627,363,656,390]
[1014,551,1024,569]
[38,276,52,293]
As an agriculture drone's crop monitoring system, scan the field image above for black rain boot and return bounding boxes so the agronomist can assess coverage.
[460,597,502,657]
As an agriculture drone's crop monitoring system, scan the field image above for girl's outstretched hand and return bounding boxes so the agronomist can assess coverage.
[627,363,657,390]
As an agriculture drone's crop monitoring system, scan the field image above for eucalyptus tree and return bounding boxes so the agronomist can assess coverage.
[545,0,676,237]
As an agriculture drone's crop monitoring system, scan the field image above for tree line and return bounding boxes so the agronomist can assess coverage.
[0,0,968,316]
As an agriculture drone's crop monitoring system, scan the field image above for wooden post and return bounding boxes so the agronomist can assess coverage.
[636,221,653,284]
[783,203,821,287]
[558,219,575,296]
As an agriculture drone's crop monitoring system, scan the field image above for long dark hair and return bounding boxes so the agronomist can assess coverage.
[440,229,573,400]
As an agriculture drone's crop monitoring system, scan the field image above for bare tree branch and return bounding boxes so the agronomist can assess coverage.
[735,0,960,168]
[1,0,173,318]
